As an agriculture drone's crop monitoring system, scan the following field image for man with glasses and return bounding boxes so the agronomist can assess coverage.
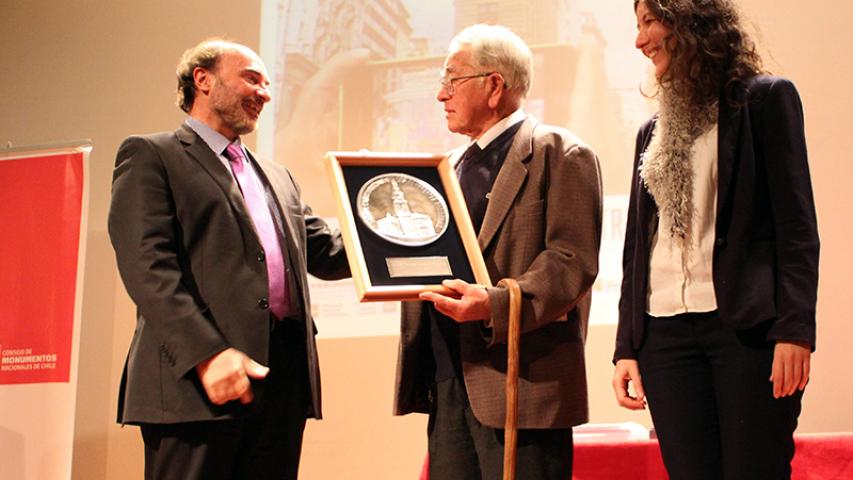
[393,24,603,479]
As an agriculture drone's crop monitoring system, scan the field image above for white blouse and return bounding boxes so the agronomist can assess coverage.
[646,124,719,317]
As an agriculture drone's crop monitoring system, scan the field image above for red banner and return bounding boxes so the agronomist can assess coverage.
[0,151,84,384]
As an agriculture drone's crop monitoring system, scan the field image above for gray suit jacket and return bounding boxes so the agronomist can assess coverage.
[394,117,603,429]
[109,123,348,424]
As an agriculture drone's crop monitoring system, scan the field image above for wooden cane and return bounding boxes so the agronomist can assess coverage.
[499,278,521,480]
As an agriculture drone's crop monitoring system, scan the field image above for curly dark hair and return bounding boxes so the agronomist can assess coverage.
[634,0,765,107]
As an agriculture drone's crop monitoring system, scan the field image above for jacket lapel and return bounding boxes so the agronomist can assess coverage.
[478,117,534,251]
[176,124,261,245]
[716,94,741,229]
[637,120,658,237]
[252,155,304,267]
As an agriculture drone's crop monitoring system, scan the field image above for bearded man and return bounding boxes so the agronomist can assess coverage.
[108,39,348,480]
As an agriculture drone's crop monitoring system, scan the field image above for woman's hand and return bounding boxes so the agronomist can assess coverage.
[770,340,811,398]
[613,359,646,410]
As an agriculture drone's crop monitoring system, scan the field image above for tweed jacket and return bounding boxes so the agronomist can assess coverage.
[394,116,603,429]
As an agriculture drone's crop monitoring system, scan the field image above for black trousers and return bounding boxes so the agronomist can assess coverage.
[638,311,803,480]
[428,376,573,480]
[140,320,310,480]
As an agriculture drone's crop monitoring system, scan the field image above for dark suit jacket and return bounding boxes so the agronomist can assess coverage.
[614,76,819,362]
[109,123,348,424]
[395,117,603,429]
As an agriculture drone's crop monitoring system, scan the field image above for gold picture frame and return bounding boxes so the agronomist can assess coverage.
[325,151,491,301]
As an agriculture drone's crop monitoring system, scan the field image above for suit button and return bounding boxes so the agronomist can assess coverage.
[258,298,269,309]
[715,238,727,248]
[257,251,265,262]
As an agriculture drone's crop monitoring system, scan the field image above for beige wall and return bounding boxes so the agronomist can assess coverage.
[1,1,851,479]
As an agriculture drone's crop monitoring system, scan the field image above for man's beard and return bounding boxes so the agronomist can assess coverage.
[210,81,259,136]
[212,98,257,135]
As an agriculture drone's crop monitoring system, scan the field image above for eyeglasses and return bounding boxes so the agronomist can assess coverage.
[439,72,496,96]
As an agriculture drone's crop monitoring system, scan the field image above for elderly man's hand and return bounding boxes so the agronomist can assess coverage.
[419,279,491,323]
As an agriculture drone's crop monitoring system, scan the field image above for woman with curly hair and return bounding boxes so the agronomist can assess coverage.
[612,1,819,478]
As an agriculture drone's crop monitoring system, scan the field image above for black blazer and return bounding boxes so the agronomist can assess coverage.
[109,124,348,424]
[614,75,819,361]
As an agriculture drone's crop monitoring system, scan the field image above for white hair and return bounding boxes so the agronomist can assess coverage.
[449,24,533,98]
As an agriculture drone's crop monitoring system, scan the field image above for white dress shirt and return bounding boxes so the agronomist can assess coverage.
[451,109,526,167]
[647,124,719,316]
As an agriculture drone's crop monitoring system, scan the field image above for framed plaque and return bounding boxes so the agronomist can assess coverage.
[325,151,491,301]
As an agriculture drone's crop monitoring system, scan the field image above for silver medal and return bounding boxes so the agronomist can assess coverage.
[356,173,449,246]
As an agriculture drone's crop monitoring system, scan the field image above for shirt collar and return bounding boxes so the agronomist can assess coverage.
[184,117,242,157]
[472,108,526,150]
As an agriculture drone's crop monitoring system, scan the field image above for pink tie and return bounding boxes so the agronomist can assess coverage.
[225,143,288,320]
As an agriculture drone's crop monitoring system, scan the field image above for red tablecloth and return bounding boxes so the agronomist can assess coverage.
[573,433,853,479]
[573,437,668,479]
[790,434,853,480]
[419,433,853,479]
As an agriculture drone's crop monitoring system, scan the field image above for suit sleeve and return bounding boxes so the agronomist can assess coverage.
[108,136,229,378]
[613,125,651,362]
[304,204,350,280]
[760,78,820,348]
[279,167,350,281]
[485,137,603,345]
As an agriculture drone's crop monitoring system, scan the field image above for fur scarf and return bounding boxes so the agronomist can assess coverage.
[639,86,717,246]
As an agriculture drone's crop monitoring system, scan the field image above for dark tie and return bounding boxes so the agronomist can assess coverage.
[456,143,486,232]
[224,142,288,320]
